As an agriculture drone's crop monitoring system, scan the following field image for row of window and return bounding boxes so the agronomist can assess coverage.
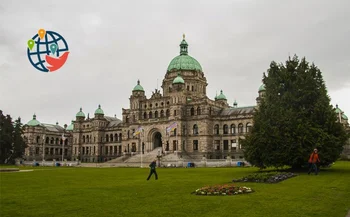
[214,123,252,134]
[32,136,68,145]
[74,145,122,155]
[81,133,123,144]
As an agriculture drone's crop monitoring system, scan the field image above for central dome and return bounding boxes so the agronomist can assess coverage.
[167,35,202,72]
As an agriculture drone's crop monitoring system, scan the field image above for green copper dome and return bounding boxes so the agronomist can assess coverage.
[173,72,185,84]
[27,114,41,126]
[66,120,74,131]
[342,114,348,120]
[217,90,227,100]
[259,84,266,92]
[133,80,144,91]
[76,107,85,118]
[95,104,104,115]
[167,35,202,72]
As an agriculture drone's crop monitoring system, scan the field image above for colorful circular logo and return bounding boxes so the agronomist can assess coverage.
[27,29,69,72]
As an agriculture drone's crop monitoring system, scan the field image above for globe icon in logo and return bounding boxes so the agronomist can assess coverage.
[27,29,69,72]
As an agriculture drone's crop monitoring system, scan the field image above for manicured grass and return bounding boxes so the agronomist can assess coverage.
[1,162,349,217]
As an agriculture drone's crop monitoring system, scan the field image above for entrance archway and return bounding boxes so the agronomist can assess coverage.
[153,132,162,149]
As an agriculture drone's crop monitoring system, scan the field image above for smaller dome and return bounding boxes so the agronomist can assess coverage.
[27,114,41,126]
[259,84,266,92]
[133,80,144,91]
[216,90,227,100]
[95,104,104,115]
[173,72,185,84]
[66,120,74,131]
[233,100,238,107]
[76,107,85,118]
[335,104,342,114]
[342,114,348,120]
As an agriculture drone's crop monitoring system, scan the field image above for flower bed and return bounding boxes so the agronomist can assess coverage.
[232,172,297,183]
[192,183,253,196]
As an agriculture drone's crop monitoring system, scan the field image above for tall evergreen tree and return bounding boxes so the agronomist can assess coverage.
[0,110,14,164]
[12,117,27,161]
[241,55,349,169]
[0,110,27,164]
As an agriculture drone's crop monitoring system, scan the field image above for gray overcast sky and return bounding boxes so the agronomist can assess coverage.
[0,0,349,126]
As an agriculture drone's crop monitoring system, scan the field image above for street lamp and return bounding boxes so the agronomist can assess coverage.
[42,134,45,165]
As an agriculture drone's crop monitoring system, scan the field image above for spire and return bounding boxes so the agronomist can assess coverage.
[183,33,185,39]
[137,79,140,85]
[33,114,36,119]
[180,34,188,55]
[80,107,82,112]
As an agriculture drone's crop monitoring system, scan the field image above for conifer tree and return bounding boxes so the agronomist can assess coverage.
[241,55,349,169]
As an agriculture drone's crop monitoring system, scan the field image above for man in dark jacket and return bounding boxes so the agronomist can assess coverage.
[147,159,158,180]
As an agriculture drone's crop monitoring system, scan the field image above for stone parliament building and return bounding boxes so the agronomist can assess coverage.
[23,36,349,163]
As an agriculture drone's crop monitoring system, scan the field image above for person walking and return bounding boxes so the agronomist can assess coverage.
[308,148,320,175]
[147,159,158,180]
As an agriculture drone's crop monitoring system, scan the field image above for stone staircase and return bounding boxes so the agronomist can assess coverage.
[124,147,162,163]
[105,155,129,163]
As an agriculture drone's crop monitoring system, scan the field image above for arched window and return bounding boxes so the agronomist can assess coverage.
[119,133,122,142]
[127,130,130,139]
[60,139,63,145]
[106,135,109,142]
[193,124,198,135]
[50,137,54,144]
[223,124,228,134]
[238,123,244,133]
[174,128,177,136]
[36,136,40,143]
[174,110,177,116]
[110,134,113,142]
[46,137,49,144]
[87,136,89,143]
[155,111,158,118]
[65,139,68,146]
[214,124,219,135]
[190,107,195,116]
[166,109,170,117]
[143,112,147,119]
[231,124,236,134]
[246,123,253,133]
[149,111,153,119]
[55,138,59,144]
[160,110,164,118]
[197,107,201,115]
[83,136,85,143]
[115,133,118,141]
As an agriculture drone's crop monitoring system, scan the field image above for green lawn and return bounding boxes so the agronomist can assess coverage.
[1,162,349,217]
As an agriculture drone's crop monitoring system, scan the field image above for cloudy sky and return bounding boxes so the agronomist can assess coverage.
[0,0,349,126]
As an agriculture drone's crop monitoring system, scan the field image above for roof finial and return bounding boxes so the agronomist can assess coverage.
[80,107,82,112]
[137,79,140,85]
[33,113,36,119]
[336,104,338,108]
[183,33,185,39]
[98,104,101,109]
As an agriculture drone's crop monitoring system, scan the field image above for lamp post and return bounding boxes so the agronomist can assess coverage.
[42,134,45,164]
[62,133,65,162]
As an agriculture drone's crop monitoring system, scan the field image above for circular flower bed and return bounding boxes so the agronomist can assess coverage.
[232,172,297,183]
[192,183,254,196]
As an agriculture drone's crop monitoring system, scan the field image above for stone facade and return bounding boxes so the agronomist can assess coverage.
[23,36,349,162]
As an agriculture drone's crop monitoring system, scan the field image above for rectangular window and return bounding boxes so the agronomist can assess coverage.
[223,140,229,150]
[214,140,220,150]
[193,140,198,151]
